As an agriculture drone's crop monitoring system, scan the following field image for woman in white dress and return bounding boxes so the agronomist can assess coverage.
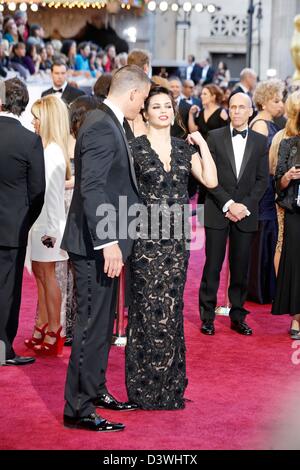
[25,95,71,356]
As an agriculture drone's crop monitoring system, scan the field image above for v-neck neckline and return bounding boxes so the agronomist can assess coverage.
[143,135,173,174]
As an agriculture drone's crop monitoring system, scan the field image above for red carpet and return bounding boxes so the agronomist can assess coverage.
[0,226,299,450]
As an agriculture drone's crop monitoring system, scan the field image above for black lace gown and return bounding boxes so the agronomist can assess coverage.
[125,135,195,410]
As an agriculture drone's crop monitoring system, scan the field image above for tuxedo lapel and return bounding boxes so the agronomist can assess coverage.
[62,85,71,103]
[99,103,139,192]
[237,130,255,182]
[223,126,238,179]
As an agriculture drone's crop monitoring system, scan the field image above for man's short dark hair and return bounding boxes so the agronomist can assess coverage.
[109,65,151,95]
[51,60,67,72]
[2,78,29,116]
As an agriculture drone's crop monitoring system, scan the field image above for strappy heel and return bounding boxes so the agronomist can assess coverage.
[24,323,48,350]
[33,326,66,357]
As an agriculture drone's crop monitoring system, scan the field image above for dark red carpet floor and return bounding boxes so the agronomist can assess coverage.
[0,227,299,450]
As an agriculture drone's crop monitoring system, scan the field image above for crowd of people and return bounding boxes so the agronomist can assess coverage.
[0,10,127,81]
[1,14,300,433]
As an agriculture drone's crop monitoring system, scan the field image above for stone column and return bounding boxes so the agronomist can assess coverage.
[269,0,300,79]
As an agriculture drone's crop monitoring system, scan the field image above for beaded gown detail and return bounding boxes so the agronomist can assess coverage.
[125,135,195,409]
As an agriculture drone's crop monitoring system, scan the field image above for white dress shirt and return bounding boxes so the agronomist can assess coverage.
[52,81,68,100]
[223,124,250,215]
[201,65,209,81]
[94,99,125,250]
[186,62,195,80]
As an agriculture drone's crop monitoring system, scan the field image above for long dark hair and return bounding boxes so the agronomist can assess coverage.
[69,95,99,138]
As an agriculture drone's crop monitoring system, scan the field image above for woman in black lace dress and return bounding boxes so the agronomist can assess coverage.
[125,87,217,409]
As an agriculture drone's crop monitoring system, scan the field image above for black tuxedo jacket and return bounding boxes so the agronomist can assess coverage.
[0,116,45,247]
[199,66,215,85]
[190,63,202,84]
[41,83,85,105]
[205,126,268,232]
[61,104,139,261]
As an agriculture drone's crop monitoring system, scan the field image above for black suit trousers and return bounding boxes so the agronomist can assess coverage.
[199,224,254,322]
[0,246,26,360]
[64,253,118,418]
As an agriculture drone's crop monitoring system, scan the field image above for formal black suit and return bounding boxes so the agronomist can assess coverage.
[41,83,85,105]
[199,66,215,86]
[61,103,139,418]
[190,63,202,84]
[199,126,268,323]
[0,116,45,359]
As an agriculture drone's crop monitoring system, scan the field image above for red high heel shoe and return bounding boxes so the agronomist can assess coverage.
[33,326,66,357]
[24,323,48,350]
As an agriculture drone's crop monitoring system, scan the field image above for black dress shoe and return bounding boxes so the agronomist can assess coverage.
[201,321,215,335]
[5,355,36,366]
[94,392,139,411]
[63,412,125,432]
[230,321,253,335]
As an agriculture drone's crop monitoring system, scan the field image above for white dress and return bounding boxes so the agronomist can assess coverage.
[28,142,69,262]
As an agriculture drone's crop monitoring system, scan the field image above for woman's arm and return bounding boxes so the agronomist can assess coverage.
[188,105,200,133]
[187,131,218,188]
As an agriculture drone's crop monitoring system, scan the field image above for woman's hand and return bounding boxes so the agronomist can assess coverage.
[284,166,300,183]
[187,131,206,147]
[189,105,200,117]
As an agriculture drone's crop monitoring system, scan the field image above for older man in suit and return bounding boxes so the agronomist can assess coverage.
[0,78,45,365]
[199,93,268,336]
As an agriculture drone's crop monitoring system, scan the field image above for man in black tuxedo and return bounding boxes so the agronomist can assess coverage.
[0,78,45,365]
[42,61,85,105]
[199,58,215,86]
[186,54,202,85]
[199,93,268,336]
[61,65,151,432]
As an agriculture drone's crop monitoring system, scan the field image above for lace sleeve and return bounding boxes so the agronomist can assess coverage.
[275,138,292,181]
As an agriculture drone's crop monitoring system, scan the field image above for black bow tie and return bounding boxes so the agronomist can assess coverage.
[232,128,248,139]
[53,88,63,93]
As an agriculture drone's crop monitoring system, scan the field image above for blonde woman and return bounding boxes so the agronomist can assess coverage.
[247,79,284,304]
[272,92,300,338]
[270,91,300,274]
[25,95,71,356]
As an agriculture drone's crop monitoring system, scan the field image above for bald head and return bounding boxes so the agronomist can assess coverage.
[183,79,195,99]
[229,92,253,129]
[229,92,252,108]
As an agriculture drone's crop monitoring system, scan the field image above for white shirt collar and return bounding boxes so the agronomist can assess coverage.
[230,124,248,178]
[0,112,22,122]
[53,81,68,92]
[103,98,124,127]
[239,83,249,94]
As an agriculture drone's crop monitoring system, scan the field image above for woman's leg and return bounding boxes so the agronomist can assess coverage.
[33,261,62,344]
[28,261,48,341]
